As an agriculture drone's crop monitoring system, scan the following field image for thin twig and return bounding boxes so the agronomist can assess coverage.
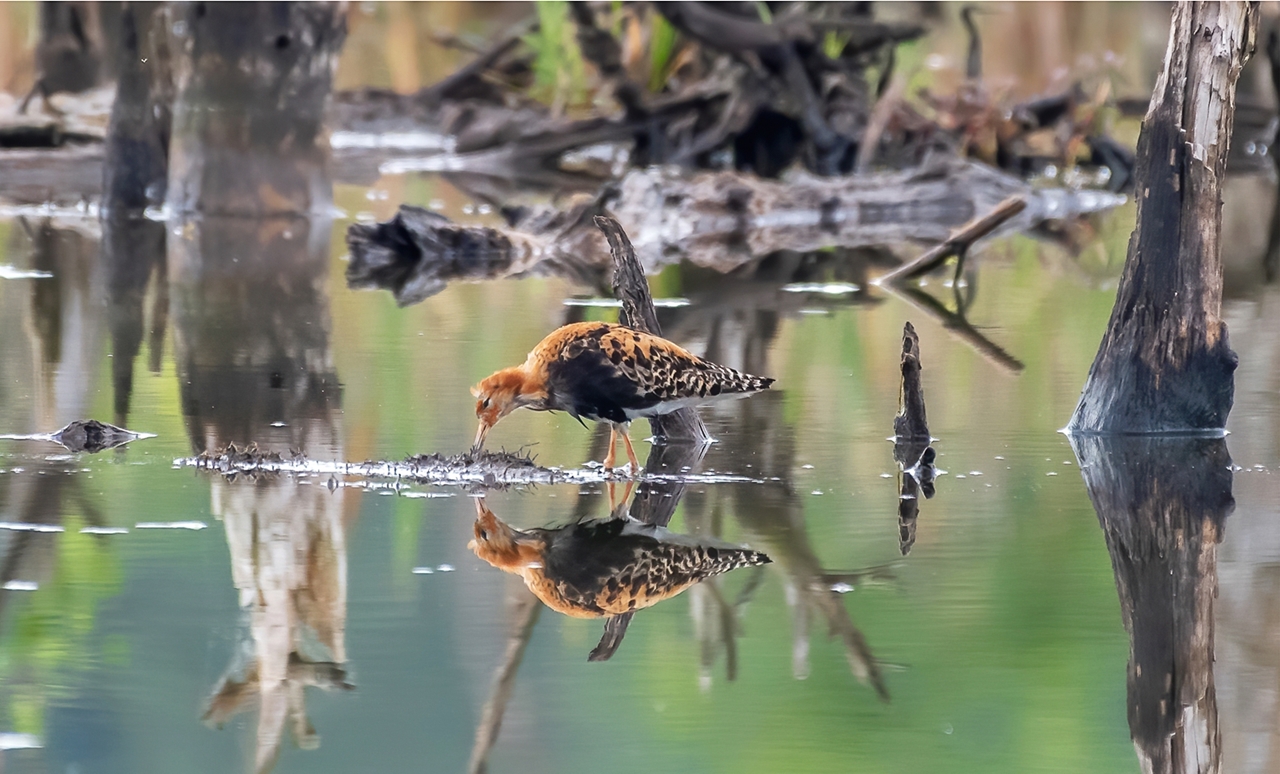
[419,20,531,104]
[468,585,542,774]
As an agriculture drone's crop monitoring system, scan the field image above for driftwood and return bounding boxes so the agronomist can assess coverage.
[1068,2,1255,433]
[0,419,154,453]
[874,196,1027,285]
[346,160,1124,305]
[1071,434,1232,774]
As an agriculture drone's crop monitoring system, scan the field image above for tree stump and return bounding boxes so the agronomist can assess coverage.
[165,3,346,217]
[1068,2,1256,434]
[102,3,172,212]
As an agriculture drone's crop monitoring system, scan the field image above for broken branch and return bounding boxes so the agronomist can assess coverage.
[875,195,1026,285]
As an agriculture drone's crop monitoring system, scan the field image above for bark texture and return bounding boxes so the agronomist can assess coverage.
[102,2,172,212]
[165,3,345,216]
[595,215,711,445]
[1069,2,1255,433]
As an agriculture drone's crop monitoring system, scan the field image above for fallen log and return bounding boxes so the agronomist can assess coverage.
[346,159,1124,305]
[1068,2,1255,434]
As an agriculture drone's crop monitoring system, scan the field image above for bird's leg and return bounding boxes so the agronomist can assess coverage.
[620,423,640,475]
[605,423,620,508]
[603,424,618,471]
[619,477,636,505]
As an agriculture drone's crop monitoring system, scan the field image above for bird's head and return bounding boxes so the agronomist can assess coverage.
[467,498,529,571]
[470,367,536,450]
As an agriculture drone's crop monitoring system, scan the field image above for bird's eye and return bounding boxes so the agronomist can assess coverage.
[481,398,491,409]
[478,529,489,541]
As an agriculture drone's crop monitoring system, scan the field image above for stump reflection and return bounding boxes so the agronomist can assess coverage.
[1071,435,1233,774]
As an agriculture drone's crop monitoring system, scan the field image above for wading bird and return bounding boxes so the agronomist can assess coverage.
[467,499,770,618]
[471,322,774,470]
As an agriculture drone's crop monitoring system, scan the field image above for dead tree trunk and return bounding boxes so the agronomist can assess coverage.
[165,3,346,217]
[595,215,711,444]
[1068,2,1256,434]
[102,2,173,212]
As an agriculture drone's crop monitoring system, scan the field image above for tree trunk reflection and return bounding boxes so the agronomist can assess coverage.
[1072,435,1233,774]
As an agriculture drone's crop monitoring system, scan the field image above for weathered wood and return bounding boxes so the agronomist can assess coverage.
[1068,2,1256,434]
[1071,435,1231,774]
[893,322,930,440]
[165,3,346,216]
[594,214,711,445]
[874,195,1026,285]
[892,322,934,556]
[345,160,1121,305]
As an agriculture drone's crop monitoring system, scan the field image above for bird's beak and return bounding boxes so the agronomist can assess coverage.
[472,421,491,453]
[466,538,477,551]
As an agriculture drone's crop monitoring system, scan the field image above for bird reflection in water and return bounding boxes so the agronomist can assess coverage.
[468,497,771,619]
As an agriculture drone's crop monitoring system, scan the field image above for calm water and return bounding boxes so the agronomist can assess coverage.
[2,4,1280,773]
[1,177,1277,774]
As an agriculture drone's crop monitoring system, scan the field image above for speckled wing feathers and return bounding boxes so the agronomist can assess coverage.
[534,519,770,617]
[537,323,773,422]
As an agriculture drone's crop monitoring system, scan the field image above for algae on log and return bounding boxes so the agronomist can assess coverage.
[165,3,346,217]
[1069,2,1256,433]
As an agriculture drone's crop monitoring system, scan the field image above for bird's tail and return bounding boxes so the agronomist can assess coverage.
[700,545,772,576]
[702,363,775,395]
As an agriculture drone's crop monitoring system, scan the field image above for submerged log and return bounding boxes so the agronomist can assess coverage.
[1068,2,1255,433]
[1071,435,1232,774]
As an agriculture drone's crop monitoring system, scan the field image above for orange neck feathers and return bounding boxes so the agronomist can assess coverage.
[468,504,545,573]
